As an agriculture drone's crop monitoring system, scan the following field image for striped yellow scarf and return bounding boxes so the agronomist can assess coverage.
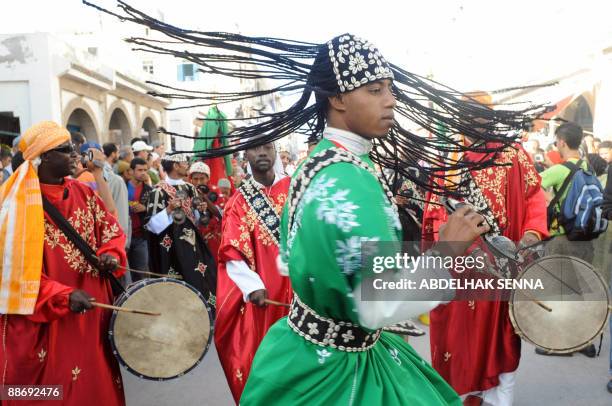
[0,121,70,314]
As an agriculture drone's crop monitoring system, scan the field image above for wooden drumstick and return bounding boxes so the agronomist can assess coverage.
[89,300,161,316]
[93,255,183,279]
[264,299,291,308]
[481,264,552,312]
[516,291,553,313]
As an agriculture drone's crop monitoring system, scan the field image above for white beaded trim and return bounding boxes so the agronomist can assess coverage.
[327,34,394,93]
[239,177,281,246]
[287,294,381,352]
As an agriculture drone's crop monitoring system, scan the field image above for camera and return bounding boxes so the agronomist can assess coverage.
[80,150,105,168]
[171,190,189,225]
[80,150,94,166]
[197,185,218,203]
[192,196,211,226]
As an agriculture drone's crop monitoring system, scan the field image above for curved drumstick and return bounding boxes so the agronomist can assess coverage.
[94,255,183,280]
[121,267,183,280]
[264,299,291,308]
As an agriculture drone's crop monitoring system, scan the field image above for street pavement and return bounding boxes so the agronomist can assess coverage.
[124,324,611,405]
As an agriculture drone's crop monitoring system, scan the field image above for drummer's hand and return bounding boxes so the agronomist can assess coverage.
[438,206,489,256]
[248,289,268,307]
[97,254,119,272]
[69,290,94,313]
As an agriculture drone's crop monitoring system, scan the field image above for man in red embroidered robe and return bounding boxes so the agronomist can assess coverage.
[423,141,548,406]
[215,142,292,403]
[0,125,127,406]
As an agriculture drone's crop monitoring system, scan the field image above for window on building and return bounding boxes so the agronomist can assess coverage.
[143,61,154,75]
[177,63,197,81]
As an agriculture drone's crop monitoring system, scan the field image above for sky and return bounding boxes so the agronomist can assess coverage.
[2,0,612,91]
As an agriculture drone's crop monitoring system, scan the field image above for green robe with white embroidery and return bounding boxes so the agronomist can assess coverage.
[241,138,460,405]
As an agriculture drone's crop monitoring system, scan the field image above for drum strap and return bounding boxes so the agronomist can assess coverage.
[42,196,126,295]
[460,172,517,278]
[460,171,502,236]
[239,177,282,246]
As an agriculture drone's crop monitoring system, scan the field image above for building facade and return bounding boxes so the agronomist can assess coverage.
[0,33,168,145]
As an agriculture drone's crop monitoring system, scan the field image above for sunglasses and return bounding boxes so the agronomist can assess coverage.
[49,144,76,154]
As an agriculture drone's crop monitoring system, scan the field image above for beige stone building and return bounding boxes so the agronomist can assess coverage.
[0,33,168,145]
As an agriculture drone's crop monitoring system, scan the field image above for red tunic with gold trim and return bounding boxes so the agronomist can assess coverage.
[423,144,548,395]
[215,176,293,403]
[0,178,127,406]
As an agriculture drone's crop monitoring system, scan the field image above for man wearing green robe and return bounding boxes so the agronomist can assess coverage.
[241,35,490,406]
[82,5,544,402]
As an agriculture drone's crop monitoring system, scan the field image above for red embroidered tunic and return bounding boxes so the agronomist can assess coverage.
[0,178,127,406]
[423,144,548,395]
[215,176,293,403]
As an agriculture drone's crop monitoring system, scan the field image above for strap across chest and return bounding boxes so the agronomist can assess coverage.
[239,177,282,246]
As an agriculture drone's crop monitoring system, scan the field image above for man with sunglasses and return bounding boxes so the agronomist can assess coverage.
[0,121,128,406]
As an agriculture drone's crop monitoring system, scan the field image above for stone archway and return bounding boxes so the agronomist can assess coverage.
[66,108,98,142]
[62,99,101,142]
[141,116,158,143]
[108,108,132,146]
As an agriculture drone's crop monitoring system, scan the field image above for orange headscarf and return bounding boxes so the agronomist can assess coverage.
[0,121,70,314]
[445,91,494,187]
[464,91,493,108]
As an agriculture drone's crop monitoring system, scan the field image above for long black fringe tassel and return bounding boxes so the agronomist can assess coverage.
[83,0,551,196]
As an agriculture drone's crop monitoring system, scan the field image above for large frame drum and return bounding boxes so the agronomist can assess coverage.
[509,255,610,354]
[109,278,213,380]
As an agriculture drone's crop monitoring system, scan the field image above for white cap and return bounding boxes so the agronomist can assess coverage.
[162,153,190,163]
[189,161,211,176]
[132,140,153,152]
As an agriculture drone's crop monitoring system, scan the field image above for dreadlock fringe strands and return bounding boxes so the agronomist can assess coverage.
[84,0,552,196]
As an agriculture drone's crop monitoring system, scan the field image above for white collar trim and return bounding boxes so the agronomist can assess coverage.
[324,126,373,156]
[166,177,185,186]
